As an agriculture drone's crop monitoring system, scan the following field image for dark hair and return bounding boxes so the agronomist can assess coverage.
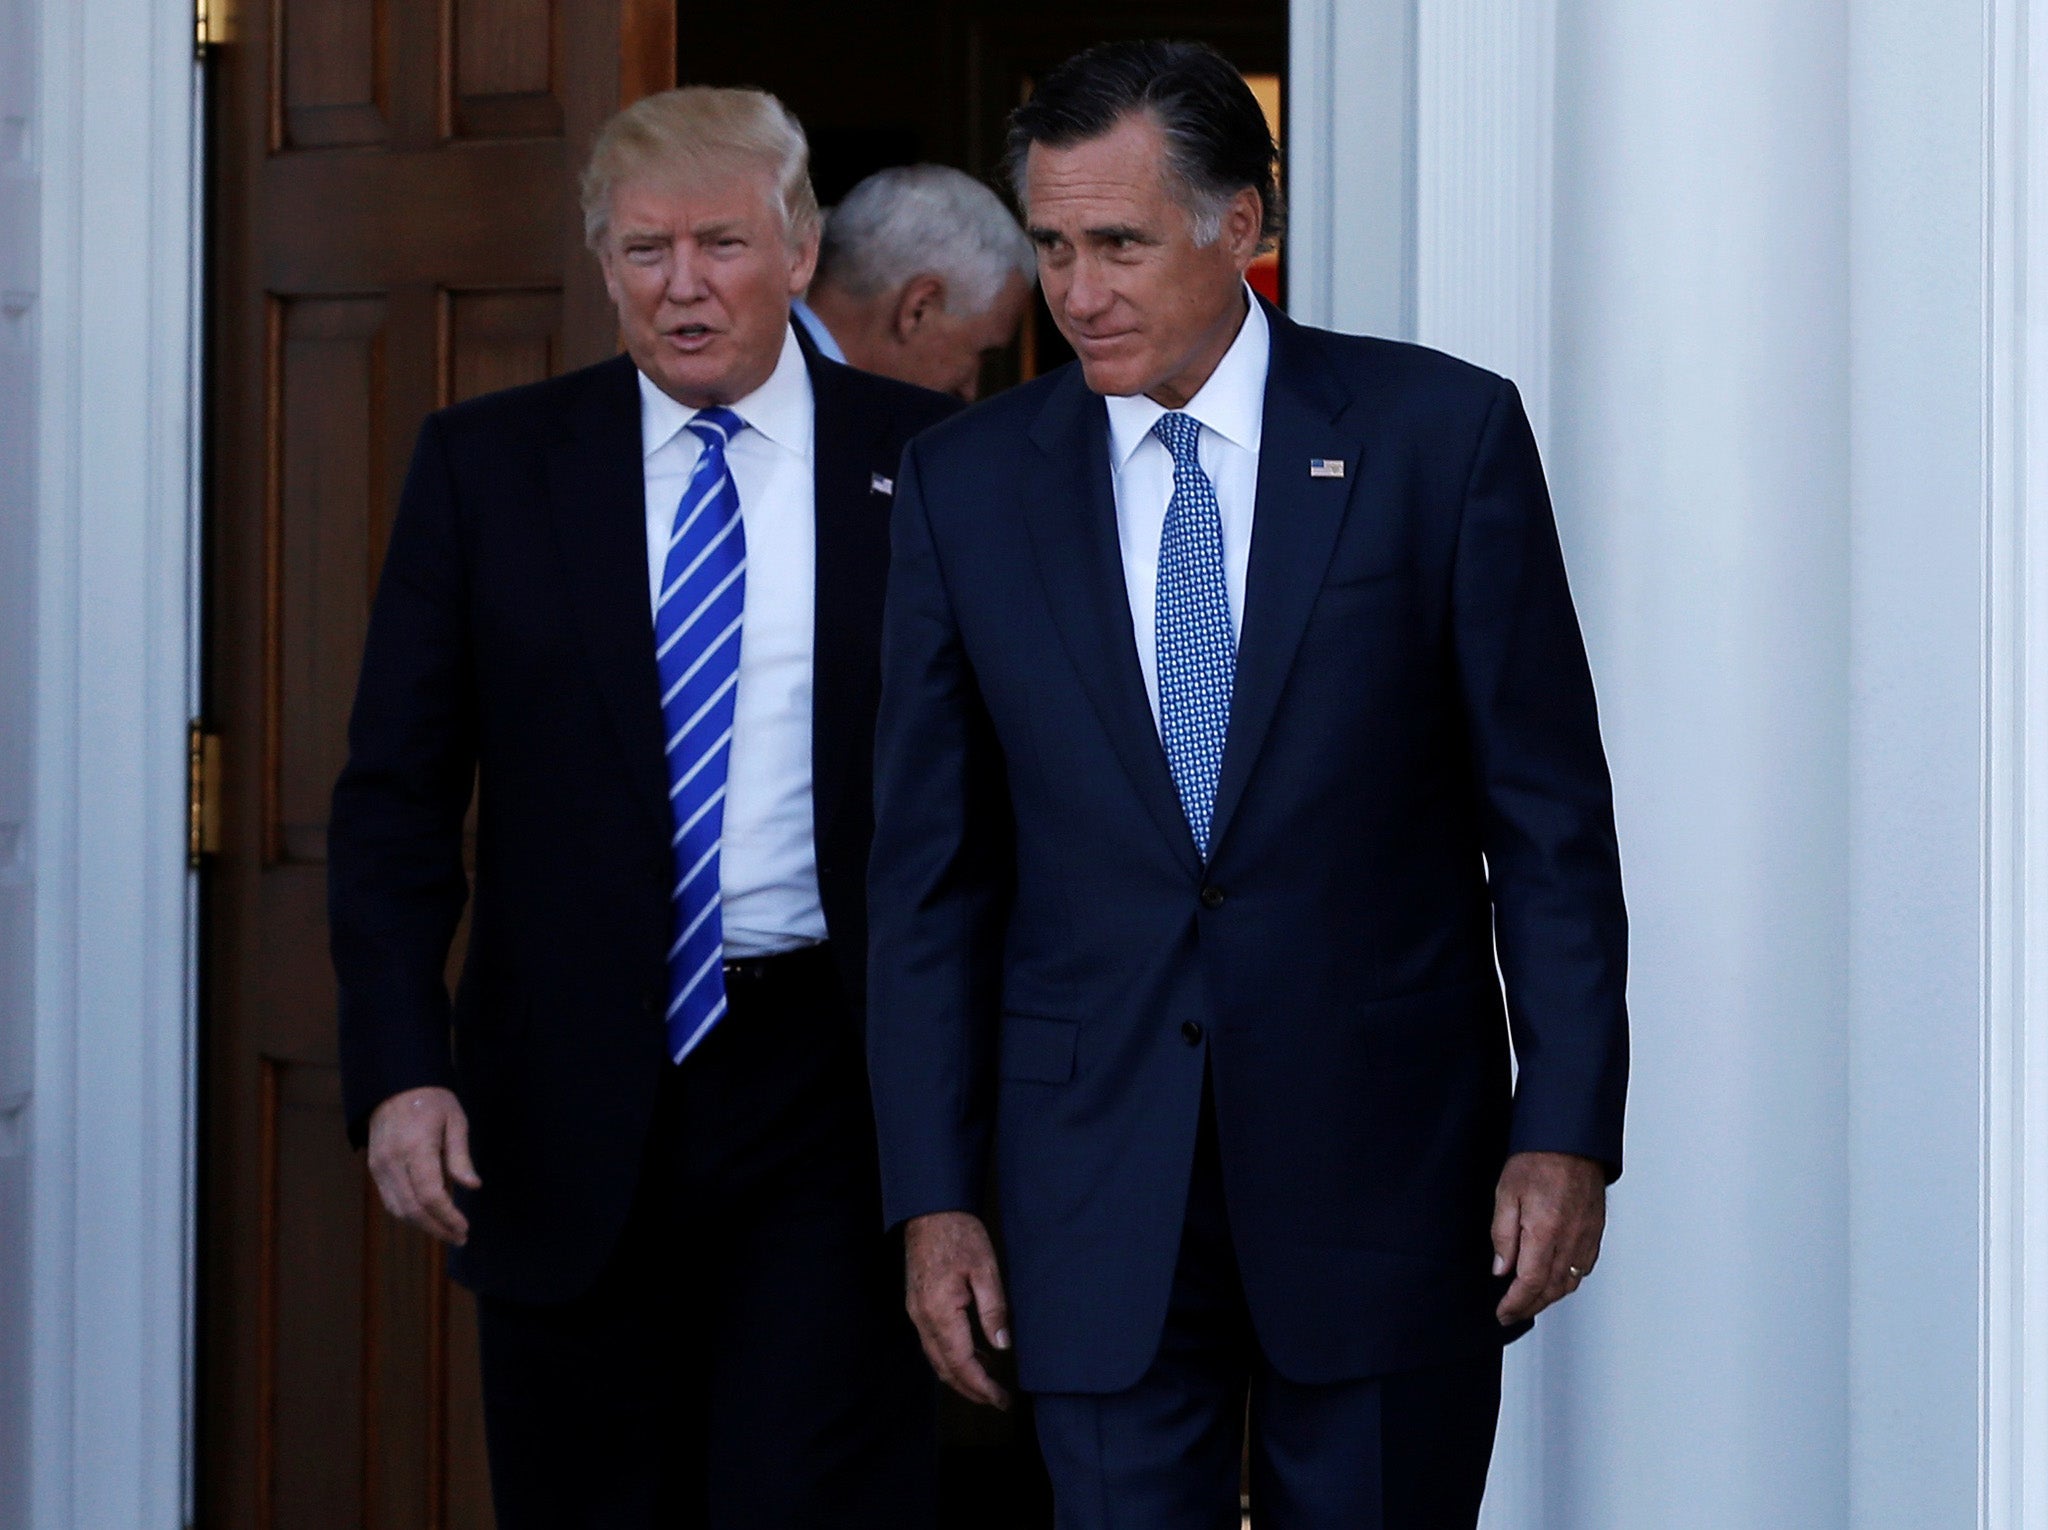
[1006,39,1285,251]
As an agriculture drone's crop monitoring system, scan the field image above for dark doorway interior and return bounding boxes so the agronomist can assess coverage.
[680,1,1287,398]
[679,10,1284,1525]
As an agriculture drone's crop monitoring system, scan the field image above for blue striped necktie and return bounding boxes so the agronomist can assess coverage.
[655,405,747,1062]
[1152,411,1236,859]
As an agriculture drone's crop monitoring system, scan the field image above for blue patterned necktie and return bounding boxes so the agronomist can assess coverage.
[655,406,748,1062]
[1152,411,1236,859]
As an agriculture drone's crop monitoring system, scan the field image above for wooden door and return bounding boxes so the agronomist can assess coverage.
[198,3,671,1524]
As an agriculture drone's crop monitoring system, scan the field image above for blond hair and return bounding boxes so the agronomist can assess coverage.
[581,87,821,250]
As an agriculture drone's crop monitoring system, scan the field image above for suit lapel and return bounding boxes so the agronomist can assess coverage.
[1207,308,1359,855]
[805,343,896,854]
[544,355,673,843]
[1024,370,1204,879]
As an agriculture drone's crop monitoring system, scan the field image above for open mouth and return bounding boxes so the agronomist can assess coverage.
[665,323,718,351]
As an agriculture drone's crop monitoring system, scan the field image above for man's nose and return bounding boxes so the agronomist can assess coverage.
[1063,260,1113,323]
[665,250,711,303]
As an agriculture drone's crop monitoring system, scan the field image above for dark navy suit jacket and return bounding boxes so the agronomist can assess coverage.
[866,301,1629,1394]
[330,332,957,1304]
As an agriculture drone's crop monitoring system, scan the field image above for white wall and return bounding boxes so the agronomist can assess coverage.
[0,0,38,1520]
[1294,1,1993,1524]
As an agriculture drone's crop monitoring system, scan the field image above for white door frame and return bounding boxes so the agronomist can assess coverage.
[31,0,201,1524]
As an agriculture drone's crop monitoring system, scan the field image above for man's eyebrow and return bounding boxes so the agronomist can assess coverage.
[689,219,746,239]
[1026,223,1154,245]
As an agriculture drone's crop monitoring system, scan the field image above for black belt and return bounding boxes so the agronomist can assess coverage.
[720,941,832,988]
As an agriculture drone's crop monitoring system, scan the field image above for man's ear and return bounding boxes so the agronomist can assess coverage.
[1224,187,1264,272]
[787,226,821,296]
[1212,187,1261,274]
[893,274,948,341]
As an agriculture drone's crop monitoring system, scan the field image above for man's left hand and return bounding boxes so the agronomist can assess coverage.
[1492,1151,1606,1325]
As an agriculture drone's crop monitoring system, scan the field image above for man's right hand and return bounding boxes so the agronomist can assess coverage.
[366,1086,481,1246]
[904,1210,1013,1410]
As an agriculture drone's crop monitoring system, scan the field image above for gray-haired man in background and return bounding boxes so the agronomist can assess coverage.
[795,163,1035,401]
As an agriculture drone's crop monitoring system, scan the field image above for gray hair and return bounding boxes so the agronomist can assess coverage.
[814,165,1037,316]
[582,87,821,250]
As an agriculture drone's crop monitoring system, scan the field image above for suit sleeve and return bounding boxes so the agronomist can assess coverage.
[1451,378,1630,1180]
[866,439,1013,1229]
[329,413,478,1147]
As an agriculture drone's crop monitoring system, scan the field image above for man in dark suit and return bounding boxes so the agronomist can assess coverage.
[330,86,955,1529]
[867,41,1629,1528]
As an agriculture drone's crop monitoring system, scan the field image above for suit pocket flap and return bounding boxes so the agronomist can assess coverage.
[999,1015,1077,1083]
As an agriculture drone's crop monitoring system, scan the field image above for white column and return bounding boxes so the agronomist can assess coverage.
[1983,0,2048,1521]
[1415,0,1555,444]
[1286,0,1414,339]
[1303,0,2007,1520]
[1540,4,1854,1525]
[31,0,199,1524]
[1847,2,1988,1525]
[0,0,39,1521]
[1406,6,1561,1523]
[1299,5,1859,1522]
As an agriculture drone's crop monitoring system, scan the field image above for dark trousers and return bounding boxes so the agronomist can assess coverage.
[1032,1085,1502,1530]
[474,946,936,1530]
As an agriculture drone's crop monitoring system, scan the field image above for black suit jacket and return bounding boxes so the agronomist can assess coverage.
[331,330,958,1303]
[867,301,1628,1392]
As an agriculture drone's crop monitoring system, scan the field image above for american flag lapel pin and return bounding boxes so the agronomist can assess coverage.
[870,472,895,496]
[1309,458,1346,479]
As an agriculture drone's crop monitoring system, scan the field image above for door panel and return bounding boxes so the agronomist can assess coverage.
[200,3,672,1525]
[271,292,388,868]
[278,0,389,149]
[453,0,565,138]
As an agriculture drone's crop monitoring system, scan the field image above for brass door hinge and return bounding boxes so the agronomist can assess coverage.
[188,722,223,868]
[194,0,229,57]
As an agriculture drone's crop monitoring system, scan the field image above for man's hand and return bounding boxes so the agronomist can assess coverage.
[366,1086,481,1247]
[904,1210,1013,1410]
[1492,1150,1606,1325]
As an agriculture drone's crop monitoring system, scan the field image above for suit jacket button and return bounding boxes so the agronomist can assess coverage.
[1181,1020,1205,1045]
[1199,885,1225,910]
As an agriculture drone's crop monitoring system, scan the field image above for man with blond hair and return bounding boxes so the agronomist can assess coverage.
[329,86,955,1527]
[796,163,1035,401]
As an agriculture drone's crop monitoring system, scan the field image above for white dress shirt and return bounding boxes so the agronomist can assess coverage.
[639,325,827,956]
[1103,288,1272,728]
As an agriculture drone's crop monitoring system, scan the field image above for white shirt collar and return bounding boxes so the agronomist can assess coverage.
[1103,285,1270,467]
[638,320,813,460]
